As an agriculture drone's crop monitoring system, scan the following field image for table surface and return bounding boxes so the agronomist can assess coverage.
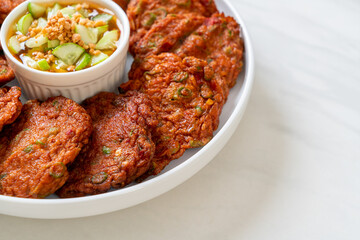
[1,0,359,239]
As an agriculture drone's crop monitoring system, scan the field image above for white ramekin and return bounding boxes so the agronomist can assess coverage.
[0,0,130,103]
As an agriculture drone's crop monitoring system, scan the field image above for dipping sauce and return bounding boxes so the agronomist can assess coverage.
[7,2,121,72]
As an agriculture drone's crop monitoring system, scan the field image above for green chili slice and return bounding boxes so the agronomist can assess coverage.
[23,145,33,153]
[145,12,157,26]
[190,140,204,148]
[92,172,108,184]
[49,162,66,178]
[102,146,111,155]
[177,87,192,98]
[173,72,189,82]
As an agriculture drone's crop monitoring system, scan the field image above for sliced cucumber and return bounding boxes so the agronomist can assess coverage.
[8,36,21,54]
[96,30,119,50]
[77,9,89,18]
[28,3,46,18]
[52,43,85,65]
[75,25,98,44]
[25,34,48,48]
[48,39,60,49]
[75,53,91,71]
[20,55,39,69]
[60,7,75,17]
[37,59,50,71]
[92,14,113,23]
[55,59,68,70]
[37,17,47,28]
[96,25,108,37]
[17,13,34,35]
[47,3,62,19]
[90,52,108,66]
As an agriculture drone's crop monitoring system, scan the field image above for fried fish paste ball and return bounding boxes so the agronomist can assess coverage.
[57,92,157,198]
[175,13,244,89]
[131,13,205,58]
[131,12,244,91]
[127,0,217,55]
[113,0,129,11]
[0,55,15,85]
[0,86,21,132]
[0,0,25,23]
[0,96,92,198]
[121,53,224,176]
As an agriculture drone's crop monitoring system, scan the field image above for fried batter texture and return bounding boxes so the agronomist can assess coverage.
[0,0,25,23]
[127,0,218,55]
[57,91,157,197]
[131,12,244,91]
[0,96,92,198]
[121,53,224,176]
[0,86,21,131]
[0,54,15,85]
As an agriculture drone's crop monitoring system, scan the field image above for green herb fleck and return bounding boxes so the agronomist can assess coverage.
[102,146,111,155]
[23,145,33,153]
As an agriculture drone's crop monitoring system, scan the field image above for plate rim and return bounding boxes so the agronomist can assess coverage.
[0,0,255,219]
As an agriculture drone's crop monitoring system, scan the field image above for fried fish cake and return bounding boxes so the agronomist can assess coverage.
[0,86,21,131]
[113,0,129,11]
[175,13,244,89]
[127,0,217,56]
[57,91,157,198]
[0,96,92,198]
[131,13,205,58]
[0,0,25,23]
[121,53,224,177]
[130,13,244,92]
[0,55,15,85]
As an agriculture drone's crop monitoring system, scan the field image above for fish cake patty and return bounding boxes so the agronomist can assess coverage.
[130,12,244,92]
[121,53,224,176]
[0,55,15,85]
[0,96,92,198]
[127,0,217,56]
[57,91,157,198]
[0,0,25,23]
[0,86,21,131]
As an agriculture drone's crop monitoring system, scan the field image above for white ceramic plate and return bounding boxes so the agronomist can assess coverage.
[0,0,254,219]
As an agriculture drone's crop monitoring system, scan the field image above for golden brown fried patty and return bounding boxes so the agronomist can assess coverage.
[57,91,157,198]
[0,0,25,23]
[121,53,224,177]
[0,96,92,198]
[127,0,217,56]
[130,12,244,91]
[0,54,15,86]
[176,13,244,89]
[130,13,205,58]
[113,0,129,11]
[0,86,21,131]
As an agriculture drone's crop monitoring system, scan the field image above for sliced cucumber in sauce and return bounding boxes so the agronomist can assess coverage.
[47,39,60,49]
[28,3,46,18]
[75,25,98,44]
[52,43,85,65]
[47,3,62,19]
[37,59,50,71]
[26,35,48,48]
[90,52,108,66]
[8,36,21,54]
[92,13,113,23]
[17,13,34,35]
[37,17,47,28]
[96,25,108,37]
[60,7,75,17]
[96,30,119,50]
[75,53,91,71]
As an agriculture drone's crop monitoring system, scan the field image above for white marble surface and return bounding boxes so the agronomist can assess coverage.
[1,0,359,239]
